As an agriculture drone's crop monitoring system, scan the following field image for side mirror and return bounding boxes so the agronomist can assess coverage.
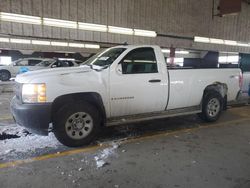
[51,64,57,68]
[116,63,122,74]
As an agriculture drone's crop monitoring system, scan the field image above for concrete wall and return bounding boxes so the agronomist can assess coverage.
[0,0,250,52]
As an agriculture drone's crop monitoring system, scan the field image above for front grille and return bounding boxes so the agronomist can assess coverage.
[14,83,22,101]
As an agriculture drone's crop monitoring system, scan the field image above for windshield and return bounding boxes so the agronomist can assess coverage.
[83,48,126,67]
[36,60,55,67]
[12,59,24,66]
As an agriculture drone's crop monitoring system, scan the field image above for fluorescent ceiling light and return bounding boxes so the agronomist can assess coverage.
[58,58,75,61]
[32,40,50,45]
[43,18,77,29]
[0,37,9,42]
[161,49,189,54]
[134,29,157,37]
[68,43,85,48]
[176,50,189,54]
[0,12,41,25]
[0,35,102,49]
[51,41,68,47]
[210,38,224,44]
[108,26,134,35]
[78,22,107,32]
[85,44,100,49]
[195,35,250,48]
[224,40,237,46]
[1,12,159,38]
[161,49,170,53]
[237,42,250,47]
[10,38,31,44]
[194,36,210,43]
[220,52,239,55]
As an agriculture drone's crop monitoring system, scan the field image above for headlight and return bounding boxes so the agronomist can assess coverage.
[22,83,46,103]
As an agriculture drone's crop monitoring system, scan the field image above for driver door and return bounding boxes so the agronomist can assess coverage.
[109,47,168,117]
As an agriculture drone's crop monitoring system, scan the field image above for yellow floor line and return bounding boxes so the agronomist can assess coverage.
[0,115,13,121]
[0,117,250,169]
[0,144,106,169]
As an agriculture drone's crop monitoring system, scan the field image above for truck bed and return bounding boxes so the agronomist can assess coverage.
[167,68,241,110]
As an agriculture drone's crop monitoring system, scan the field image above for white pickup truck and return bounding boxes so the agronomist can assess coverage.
[11,45,242,147]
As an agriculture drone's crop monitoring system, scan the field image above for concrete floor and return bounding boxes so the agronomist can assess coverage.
[0,86,250,188]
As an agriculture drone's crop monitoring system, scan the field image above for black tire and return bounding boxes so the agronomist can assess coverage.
[53,101,100,147]
[198,92,223,122]
[0,70,11,81]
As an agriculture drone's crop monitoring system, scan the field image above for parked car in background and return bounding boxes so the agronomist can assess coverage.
[11,45,242,147]
[36,59,80,69]
[0,58,52,81]
[0,58,81,81]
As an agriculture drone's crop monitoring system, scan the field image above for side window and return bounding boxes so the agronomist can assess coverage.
[28,59,42,66]
[53,61,61,67]
[121,48,158,74]
[63,61,74,67]
[40,60,53,67]
[50,62,58,68]
[16,60,28,66]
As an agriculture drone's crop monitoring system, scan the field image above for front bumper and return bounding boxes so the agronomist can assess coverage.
[10,96,52,135]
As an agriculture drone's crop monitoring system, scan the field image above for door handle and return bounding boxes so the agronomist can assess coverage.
[148,79,161,83]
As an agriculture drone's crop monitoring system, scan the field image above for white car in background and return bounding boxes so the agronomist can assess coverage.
[0,58,81,81]
[0,58,52,81]
[36,59,81,69]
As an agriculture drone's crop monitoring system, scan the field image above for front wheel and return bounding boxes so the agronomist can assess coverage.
[53,101,100,147]
[0,70,11,81]
[198,92,222,122]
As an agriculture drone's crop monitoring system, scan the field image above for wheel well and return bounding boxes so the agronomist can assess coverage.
[51,92,106,125]
[202,83,228,110]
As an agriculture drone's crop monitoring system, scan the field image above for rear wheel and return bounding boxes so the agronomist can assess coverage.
[0,70,11,81]
[198,92,222,122]
[53,101,100,147]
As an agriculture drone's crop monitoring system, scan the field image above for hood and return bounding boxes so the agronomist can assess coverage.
[0,64,10,68]
[16,66,92,83]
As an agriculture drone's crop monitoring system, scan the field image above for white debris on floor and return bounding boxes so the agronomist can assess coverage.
[0,125,29,137]
[0,125,60,156]
[94,142,120,168]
